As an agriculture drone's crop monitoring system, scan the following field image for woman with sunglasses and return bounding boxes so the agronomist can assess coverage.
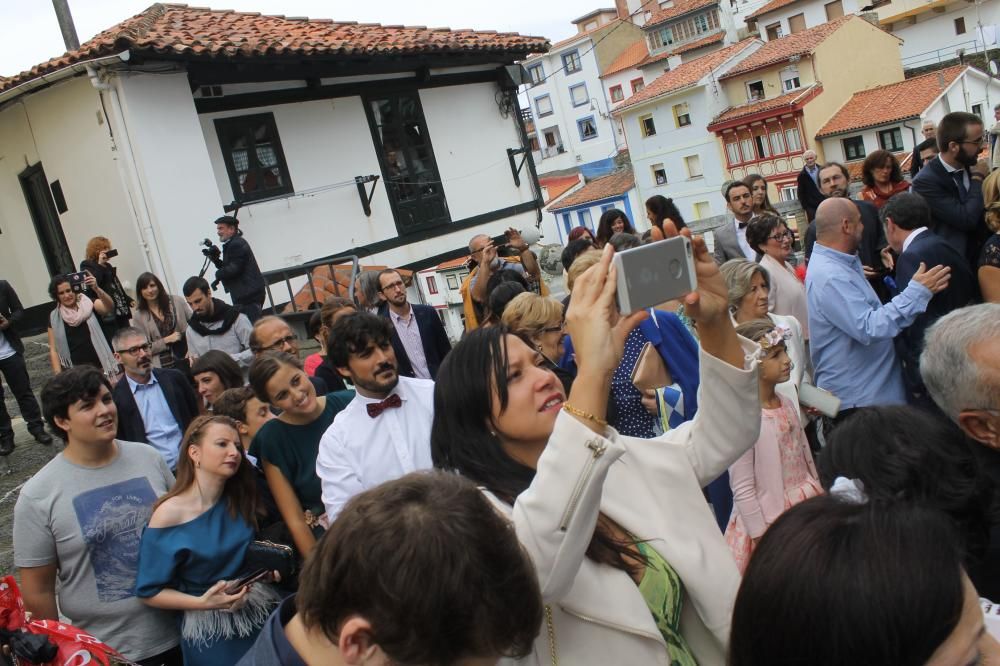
[745,214,808,342]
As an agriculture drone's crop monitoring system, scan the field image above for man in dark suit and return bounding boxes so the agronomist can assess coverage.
[796,149,826,222]
[111,327,199,470]
[0,279,52,455]
[376,269,452,380]
[911,111,988,263]
[883,193,975,405]
[209,215,266,322]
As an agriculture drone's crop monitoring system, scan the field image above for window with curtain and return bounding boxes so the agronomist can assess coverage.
[215,113,294,203]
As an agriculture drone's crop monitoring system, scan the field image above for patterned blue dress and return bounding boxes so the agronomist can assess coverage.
[610,329,661,438]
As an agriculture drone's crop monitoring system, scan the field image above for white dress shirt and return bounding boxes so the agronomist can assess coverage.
[901,226,928,254]
[736,217,756,260]
[316,375,435,520]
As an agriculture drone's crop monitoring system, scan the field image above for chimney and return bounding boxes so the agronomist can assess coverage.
[51,0,80,51]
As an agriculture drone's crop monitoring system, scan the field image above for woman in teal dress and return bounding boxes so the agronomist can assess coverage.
[136,415,279,666]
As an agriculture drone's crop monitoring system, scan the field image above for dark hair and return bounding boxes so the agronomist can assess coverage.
[560,238,594,272]
[487,281,526,321]
[326,312,393,370]
[734,318,778,344]
[248,350,304,402]
[595,208,635,247]
[646,195,686,231]
[41,366,113,441]
[567,226,593,242]
[744,214,787,254]
[376,268,403,293]
[743,173,778,215]
[190,350,243,391]
[818,161,850,183]
[432,327,645,573]
[861,149,903,188]
[818,405,995,565]
[306,310,323,339]
[298,471,542,662]
[724,181,751,203]
[879,191,931,231]
[182,276,210,298]
[154,415,258,527]
[937,111,983,153]
[608,232,641,252]
[48,274,71,301]
[211,386,257,423]
[916,136,938,153]
[486,268,529,295]
[135,272,172,315]
[320,296,356,330]
[730,496,966,666]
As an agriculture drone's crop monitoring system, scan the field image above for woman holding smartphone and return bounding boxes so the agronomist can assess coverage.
[46,273,118,379]
[80,236,133,340]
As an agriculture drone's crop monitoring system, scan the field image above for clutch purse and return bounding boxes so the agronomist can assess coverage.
[244,540,296,581]
[630,342,670,391]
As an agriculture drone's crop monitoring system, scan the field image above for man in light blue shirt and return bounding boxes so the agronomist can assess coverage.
[806,198,951,413]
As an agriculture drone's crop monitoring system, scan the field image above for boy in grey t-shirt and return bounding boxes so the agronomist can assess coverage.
[14,367,181,664]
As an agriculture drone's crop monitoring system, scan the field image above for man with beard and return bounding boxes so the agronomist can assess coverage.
[375,269,451,380]
[315,312,434,521]
[182,276,254,372]
[912,111,989,262]
[110,328,198,470]
[207,216,266,323]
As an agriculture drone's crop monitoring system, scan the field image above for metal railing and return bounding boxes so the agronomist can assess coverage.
[901,39,982,70]
[260,254,360,321]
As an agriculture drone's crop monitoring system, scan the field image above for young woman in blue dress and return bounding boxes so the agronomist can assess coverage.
[136,415,280,665]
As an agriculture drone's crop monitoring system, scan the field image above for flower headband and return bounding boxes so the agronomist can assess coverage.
[754,324,790,360]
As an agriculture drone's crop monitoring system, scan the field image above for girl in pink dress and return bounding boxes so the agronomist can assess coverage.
[726,320,821,573]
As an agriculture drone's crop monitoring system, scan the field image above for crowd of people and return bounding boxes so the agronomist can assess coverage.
[2,109,1000,664]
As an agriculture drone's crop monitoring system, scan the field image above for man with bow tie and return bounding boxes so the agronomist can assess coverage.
[315,312,434,521]
[714,181,758,264]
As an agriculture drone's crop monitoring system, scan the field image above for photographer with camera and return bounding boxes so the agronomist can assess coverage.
[460,227,544,331]
[204,216,266,323]
[81,236,134,342]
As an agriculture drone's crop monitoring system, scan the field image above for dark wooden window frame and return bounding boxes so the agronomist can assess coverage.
[214,112,294,204]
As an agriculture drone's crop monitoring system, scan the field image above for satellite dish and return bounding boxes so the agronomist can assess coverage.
[990,60,999,77]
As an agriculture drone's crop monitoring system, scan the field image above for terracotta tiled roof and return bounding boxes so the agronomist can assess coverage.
[614,38,758,112]
[708,84,819,126]
[746,0,799,21]
[435,256,471,270]
[1,3,549,93]
[815,65,965,137]
[540,175,583,204]
[845,152,912,182]
[637,30,725,69]
[719,15,852,79]
[646,0,719,28]
[603,40,650,77]
[548,168,634,211]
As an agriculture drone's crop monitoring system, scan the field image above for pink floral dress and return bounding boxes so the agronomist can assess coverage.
[725,395,822,573]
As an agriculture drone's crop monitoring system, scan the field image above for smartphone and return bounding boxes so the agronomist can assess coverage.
[612,236,697,314]
[104,248,119,259]
[798,383,841,418]
[67,271,89,294]
[224,568,270,595]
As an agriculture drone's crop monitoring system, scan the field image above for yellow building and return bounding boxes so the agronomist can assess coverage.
[706,15,903,201]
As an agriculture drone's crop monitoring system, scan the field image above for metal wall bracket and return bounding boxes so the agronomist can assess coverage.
[507,147,529,188]
[355,174,380,216]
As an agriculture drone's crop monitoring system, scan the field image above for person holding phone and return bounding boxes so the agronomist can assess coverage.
[47,273,118,380]
[136,415,279,665]
[81,236,134,341]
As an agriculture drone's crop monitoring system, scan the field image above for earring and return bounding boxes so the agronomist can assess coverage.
[196,460,201,469]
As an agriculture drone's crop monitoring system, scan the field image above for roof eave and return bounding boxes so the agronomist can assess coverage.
[0,50,130,107]
[816,114,922,139]
[613,80,703,115]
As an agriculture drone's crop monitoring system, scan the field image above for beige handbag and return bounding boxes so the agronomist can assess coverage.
[630,311,670,391]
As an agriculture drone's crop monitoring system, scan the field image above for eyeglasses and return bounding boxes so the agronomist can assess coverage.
[261,334,297,352]
[540,322,565,334]
[769,231,793,242]
[116,343,151,356]
[961,136,986,146]
[380,280,406,292]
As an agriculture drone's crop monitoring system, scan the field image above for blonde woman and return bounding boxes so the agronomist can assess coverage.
[502,292,570,390]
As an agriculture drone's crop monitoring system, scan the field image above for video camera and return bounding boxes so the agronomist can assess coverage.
[201,238,221,259]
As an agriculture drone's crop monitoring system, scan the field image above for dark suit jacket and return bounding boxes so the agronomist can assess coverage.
[796,166,826,221]
[804,200,886,267]
[910,156,985,260]
[113,368,200,447]
[215,233,266,302]
[0,280,26,354]
[894,229,977,403]
[378,302,452,380]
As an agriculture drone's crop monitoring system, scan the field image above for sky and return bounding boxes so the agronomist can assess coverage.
[0,0,601,77]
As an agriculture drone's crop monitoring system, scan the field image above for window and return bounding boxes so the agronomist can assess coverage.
[562,213,573,234]
[685,154,703,178]
[878,128,904,151]
[425,276,438,294]
[784,127,802,152]
[973,103,983,118]
[562,50,582,74]
[780,185,798,202]
[842,135,866,160]
[446,274,459,290]
[529,136,541,152]
[725,140,741,165]
[747,80,765,101]
[528,64,544,86]
[765,22,782,40]
[577,116,598,141]
[824,0,844,20]
[569,83,589,107]
[214,113,294,203]
[755,133,771,158]
[652,163,667,185]
[365,91,449,233]
[640,115,656,137]
[955,17,966,34]
[770,128,786,154]
[578,209,594,229]
[673,103,691,128]
[585,20,598,31]
[609,85,624,103]
[741,137,756,161]
[788,13,806,33]
[693,201,712,219]
[535,95,554,117]
[631,78,645,94]
[781,68,801,92]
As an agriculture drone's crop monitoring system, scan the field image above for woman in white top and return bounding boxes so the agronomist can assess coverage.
[431,237,762,665]
[745,215,809,342]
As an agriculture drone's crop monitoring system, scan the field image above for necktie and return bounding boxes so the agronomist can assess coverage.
[367,393,402,418]
[951,169,968,198]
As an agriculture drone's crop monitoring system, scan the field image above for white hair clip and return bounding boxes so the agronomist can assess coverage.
[830,476,867,505]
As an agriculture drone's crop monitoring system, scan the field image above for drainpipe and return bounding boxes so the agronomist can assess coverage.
[902,118,919,170]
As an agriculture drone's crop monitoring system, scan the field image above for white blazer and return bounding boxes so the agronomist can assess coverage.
[494,340,761,666]
[760,254,809,341]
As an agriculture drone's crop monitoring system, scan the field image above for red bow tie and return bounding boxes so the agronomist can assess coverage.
[366,394,402,418]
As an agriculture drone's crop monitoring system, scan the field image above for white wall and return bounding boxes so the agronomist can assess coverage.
[755,0,861,40]
[0,75,140,308]
[891,2,1000,69]
[819,121,919,163]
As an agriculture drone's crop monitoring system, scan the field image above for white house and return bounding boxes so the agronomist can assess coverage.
[547,167,643,242]
[614,39,762,222]
[521,9,645,177]
[816,64,1000,169]
[872,0,1000,71]
[746,0,863,41]
[0,4,550,322]
[414,256,470,343]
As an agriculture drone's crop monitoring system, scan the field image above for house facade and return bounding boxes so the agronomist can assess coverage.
[873,0,1000,71]
[0,5,549,317]
[547,168,642,242]
[746,0,864,41]
[415,257,470,343]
